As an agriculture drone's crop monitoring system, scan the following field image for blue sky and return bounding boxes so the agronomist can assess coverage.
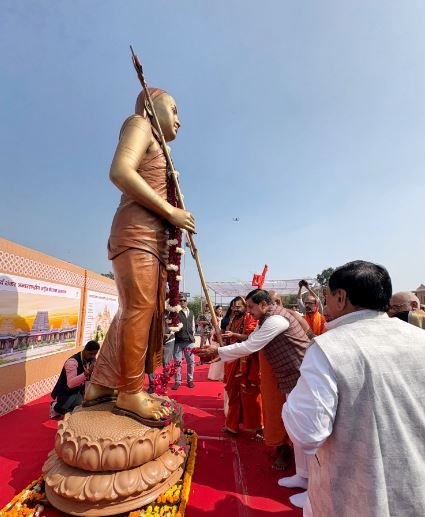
[1,1,424,297]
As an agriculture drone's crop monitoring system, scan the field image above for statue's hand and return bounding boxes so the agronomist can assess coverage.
[169,207,196,233]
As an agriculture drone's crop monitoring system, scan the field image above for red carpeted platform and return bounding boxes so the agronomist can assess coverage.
[0,364,302,516]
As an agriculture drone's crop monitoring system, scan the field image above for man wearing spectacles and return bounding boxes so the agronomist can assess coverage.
[298,280,326,336]
[172,295,196,389]
[283,261,425,516]
[388,291,425,329]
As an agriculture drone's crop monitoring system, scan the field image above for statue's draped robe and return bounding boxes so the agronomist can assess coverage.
[92,93,169,393]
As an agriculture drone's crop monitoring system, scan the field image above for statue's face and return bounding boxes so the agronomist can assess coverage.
[153,94,180,142]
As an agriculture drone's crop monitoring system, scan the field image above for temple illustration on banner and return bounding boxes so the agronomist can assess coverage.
[0,310,77,353]
[92,305,113,342]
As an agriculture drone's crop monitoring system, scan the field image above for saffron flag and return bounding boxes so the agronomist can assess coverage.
[252,265,268,289]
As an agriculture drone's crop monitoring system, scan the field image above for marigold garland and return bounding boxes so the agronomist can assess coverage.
[0,476,45,517]
[127,429,198,517]
[1,431,198,517]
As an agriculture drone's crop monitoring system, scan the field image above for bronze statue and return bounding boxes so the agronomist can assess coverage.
[84,88,195,425]
[42,51,228,516]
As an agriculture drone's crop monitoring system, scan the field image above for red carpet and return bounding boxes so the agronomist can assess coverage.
[0,365,302,516]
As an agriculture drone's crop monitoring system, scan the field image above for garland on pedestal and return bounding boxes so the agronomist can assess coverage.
[166,169,184,332]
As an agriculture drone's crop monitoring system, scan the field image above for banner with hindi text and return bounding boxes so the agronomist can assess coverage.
[0,273,81,367]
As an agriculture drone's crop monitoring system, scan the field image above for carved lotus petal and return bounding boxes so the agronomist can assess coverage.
[101,438,112,448]
[161,451,183,472]
[174,425,182,441]
[155,428,174,455]
[154,439,169,458]
[142,459,165,487]
[60,439,78,465]
[129,438,154,467]
[42,450,57,475]
[61,428,73,441]
[85,473,114,502]
[60,473,87,500]
[103,443,128,470]
[54,432,63,452]
[46,469,64,488]
[114,467,141,498]
[45,457,67,487]
[77,443,102,471]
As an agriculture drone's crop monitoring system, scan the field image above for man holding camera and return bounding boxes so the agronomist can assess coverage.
[297,280,326,336]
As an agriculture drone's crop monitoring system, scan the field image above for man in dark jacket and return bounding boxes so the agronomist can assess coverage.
[172,294,196,389]
[50,340,100,418]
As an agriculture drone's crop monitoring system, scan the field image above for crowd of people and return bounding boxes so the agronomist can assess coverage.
[49,260,425,516]
[195,260,425,516]
[43,82,423,515]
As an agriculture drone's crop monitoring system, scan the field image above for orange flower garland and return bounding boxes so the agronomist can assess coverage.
[128,429,198,517]
[0,476,45,517]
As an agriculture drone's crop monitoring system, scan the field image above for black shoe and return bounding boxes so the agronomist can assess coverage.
[272,444,292,470]
[171,383,180,390]
[187,381,195,388]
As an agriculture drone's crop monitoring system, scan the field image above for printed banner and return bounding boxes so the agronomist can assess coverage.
[82,290,119,344]
[0,274,81,367]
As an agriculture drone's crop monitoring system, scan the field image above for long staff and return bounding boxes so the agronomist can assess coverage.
[130,46,223,346]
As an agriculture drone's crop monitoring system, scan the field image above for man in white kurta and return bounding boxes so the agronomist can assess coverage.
[283,260,425,517]
[198,289,311,508]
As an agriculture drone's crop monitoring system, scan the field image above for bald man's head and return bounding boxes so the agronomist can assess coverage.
[268,290,282,306]
[388,291,420,317]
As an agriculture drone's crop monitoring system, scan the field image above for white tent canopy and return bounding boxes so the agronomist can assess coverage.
[206,278,319,298]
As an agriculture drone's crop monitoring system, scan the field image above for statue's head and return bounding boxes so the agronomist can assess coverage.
[135,88,180,142]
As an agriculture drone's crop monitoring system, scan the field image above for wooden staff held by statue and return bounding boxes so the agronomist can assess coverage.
[130,46,223,347]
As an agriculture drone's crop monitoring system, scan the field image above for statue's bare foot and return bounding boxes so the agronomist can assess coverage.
[83,383,117,407]
[148,391,175,406]
[112,391,174,426]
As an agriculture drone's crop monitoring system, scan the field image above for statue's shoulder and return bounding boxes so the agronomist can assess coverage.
[120,114,153,135]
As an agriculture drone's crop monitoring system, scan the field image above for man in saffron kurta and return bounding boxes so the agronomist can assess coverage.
[304,298,326,336]
[304,296,326,337]
[298,280,326,336]
[222,296,262,435]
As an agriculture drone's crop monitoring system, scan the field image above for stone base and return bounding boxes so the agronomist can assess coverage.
[45,465,184,516]
[43,447,185,514]
[55,401,182,471]
[43,399,187,515]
